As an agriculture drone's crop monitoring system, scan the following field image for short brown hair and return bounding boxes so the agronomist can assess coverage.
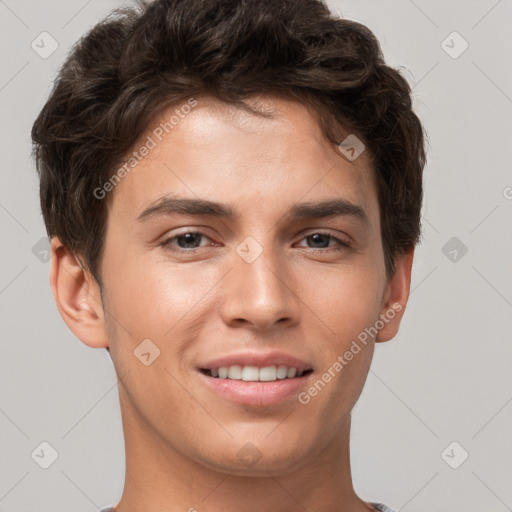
[31,0,426,287]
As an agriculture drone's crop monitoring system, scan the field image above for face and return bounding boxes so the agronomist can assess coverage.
[64,94,410,476]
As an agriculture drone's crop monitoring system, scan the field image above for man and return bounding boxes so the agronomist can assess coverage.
[31,0,425,510]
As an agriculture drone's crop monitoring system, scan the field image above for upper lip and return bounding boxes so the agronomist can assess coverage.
[199,351,313,373]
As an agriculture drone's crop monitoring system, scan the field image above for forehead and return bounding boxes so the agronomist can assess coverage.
[108,94,379,228]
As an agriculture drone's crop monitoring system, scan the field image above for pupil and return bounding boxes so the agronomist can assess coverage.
[178,233,200,248]
[309,234,329,248]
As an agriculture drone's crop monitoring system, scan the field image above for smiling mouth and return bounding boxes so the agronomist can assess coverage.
[199,365,314,382]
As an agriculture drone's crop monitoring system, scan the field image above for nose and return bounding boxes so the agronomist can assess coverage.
[219,241,301,332]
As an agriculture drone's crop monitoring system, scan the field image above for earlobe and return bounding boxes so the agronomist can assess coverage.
[376,249,414,343]
[50,237,109,349]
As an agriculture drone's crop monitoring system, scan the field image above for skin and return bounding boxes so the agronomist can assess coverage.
[50,94,413,512]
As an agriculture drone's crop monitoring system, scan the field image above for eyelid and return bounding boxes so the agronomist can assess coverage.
[160,228,352,253]
[161,229,215,250]
[295,230,351,249]
[300,227,351,240]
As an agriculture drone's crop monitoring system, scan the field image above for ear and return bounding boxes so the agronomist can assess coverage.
[375,249,414,343]
[49,236,109,349]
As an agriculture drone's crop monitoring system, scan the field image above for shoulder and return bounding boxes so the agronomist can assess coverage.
[370,503,397,512]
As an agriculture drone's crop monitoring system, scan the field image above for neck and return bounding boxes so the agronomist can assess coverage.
[113,386,373,512]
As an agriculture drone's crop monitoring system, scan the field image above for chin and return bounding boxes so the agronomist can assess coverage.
[195,439,310,477]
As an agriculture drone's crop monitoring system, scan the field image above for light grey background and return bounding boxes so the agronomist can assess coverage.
[1,1,511,511]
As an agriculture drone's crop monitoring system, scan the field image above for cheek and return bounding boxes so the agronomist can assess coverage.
[101,257,216,433]
[104,245,386,346]
[298,263,383,404]
[102,252,223,352]
[300,269,380,412]
[303,262,386,341]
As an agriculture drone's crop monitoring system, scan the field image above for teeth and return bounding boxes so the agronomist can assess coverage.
[276,365,288,379]
[259,366,277,381]
[242,365,259,381]
[287,367,297,378]
[211,364,307,381]
[227,365,242,379]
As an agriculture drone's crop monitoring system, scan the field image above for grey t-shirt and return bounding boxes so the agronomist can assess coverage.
[100,503,395,511]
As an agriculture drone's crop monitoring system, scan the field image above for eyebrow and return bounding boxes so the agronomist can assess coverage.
[136,195,368,224]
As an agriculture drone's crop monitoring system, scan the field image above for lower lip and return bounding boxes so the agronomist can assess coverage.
[198,371,313,407]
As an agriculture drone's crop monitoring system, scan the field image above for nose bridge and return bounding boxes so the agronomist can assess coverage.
[221,234,299,330]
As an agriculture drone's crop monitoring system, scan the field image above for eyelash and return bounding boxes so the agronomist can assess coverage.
[160,230,351,254]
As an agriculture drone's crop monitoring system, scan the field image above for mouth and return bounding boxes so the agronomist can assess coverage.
[196,351,314,406]
[199,365,314,381]
[197,364,314,407]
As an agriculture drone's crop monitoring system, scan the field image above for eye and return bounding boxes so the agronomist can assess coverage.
[296,232,350,252]
[160,230,215,253]
[160,230,351,255]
